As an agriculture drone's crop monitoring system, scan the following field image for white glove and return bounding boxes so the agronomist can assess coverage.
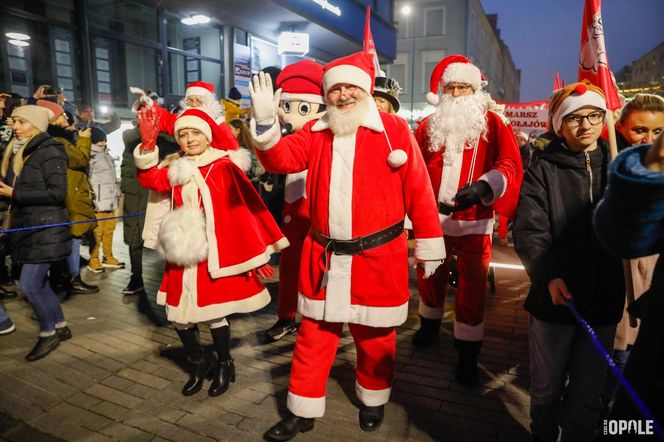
[249,72,281,125]
[129,86,153,113]
[414,259,443,279]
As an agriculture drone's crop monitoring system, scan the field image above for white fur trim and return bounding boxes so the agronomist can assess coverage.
[133,145,159,169]
[208,238,290,279]
[312,97,383,133]
[442,62,482,91]
[143,190,170,249]
[174,115,212,141]
[414,237,446,261]
[168,158,197,186]
[280,92,325,105]
[418,302,443,320]
[453,320,484,341]
[156,290,166,305]
[227,148,252,173]
[438,147,464,206]
[186,86,213,98]
[157,207,208,266]
[388,149,408,168]
[551,90,606,134]
[426,91,440,106]
[298,294,409,327]
[165,284,270,324]
[442,218,494,236]
[323,65,372,95]
[478,169,507,205]
[356,382,391,407]
[287,391,326,418]
[284,170,308,203]
[250,118,282,151]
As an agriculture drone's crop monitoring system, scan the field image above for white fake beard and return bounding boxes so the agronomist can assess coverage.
[427,91,490,165]
[326,97,369,137]
[178,95,225,122]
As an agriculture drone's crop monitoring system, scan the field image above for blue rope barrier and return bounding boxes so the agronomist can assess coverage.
[0,212,146,234]
[566,300,664,439]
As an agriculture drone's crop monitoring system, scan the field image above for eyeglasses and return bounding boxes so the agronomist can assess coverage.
[563,111,606,128]
[328,85,359,98]
[442,83,473,95]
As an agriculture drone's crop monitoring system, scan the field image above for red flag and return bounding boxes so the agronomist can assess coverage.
[363,5,381,77]
[553,72,561,90]
[578,0,621,110]
[561,79,566,88]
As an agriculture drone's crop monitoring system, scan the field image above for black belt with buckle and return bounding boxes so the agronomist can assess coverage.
[311,220,405,256]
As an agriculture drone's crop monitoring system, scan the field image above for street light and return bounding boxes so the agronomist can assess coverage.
[400,4,416,127]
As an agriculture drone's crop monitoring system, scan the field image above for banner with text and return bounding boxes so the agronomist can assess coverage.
[498,99,549,134]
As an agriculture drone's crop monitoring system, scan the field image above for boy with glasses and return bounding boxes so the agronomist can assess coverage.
[513,81,625,442]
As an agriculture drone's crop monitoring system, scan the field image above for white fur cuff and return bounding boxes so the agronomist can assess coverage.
[414,237,446,261]
[418,302,444,320]
[356,382,391,407]
[133,145,159,170]
[250,118,282,151]
[478,169,507,205]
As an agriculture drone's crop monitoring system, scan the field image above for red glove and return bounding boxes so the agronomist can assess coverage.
[137,105,159,152]
[256,264,274,280]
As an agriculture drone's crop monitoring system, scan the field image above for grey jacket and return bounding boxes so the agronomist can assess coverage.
[88,144,119,212]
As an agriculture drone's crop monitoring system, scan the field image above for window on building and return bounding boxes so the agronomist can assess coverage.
[421,50,446,94]
[424,7,445,37]
[388,52,408,97]
[7,0,75,24]
[251,36,280,73]
[166,12,222,60]
[169,53,222,98]
[87,0,158,41]
[397,15,411,39]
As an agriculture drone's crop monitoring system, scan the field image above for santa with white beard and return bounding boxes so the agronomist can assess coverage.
[131,81,239,150]
[413,55,522,386]
[250,52,444,439]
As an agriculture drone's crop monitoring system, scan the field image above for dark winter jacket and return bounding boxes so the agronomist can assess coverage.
[593,144,664,426]
[513,137,625,325]
[10,132,72,263]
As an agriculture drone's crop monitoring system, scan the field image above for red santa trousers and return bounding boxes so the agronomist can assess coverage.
[497,214,509,239]
[287,317,396,418]
[417,234,492,341]
[277,199,309,320]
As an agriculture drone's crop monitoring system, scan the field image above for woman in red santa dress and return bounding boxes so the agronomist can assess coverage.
[134,106,289,397]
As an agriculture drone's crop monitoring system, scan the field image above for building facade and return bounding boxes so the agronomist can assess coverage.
[0,0,397,117]
[616,41,664,98]
[389,0,520,123]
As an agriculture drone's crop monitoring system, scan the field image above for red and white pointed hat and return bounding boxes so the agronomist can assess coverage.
[425,55,487,106]
[185,81,215,98]
[322,51,375,96]
[277,60,325,104]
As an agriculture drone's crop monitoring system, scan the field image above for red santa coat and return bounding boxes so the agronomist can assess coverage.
[154,103,239,150]
[135,147,289,324]
[253,102,445,327]
[415,111,522,237]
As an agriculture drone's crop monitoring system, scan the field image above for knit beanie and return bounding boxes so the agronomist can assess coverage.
[228,87,242,101]
[36,99,65,123]
[549,81,606,134]
[11,105,49,132]
[90,126,107,144]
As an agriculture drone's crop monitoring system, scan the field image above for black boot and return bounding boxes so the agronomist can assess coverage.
[454,338,481,386]
[56,325,72,341]
[412,316,441,348]
[176,327,215,396]
[265,412,315,441]
[70,275,99,295]
[26,335,60,361]
[359,404,384,432]
[209,325,235,397]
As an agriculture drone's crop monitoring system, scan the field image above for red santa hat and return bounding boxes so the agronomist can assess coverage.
[277,60,325,104]
[185,81,215,98]
[425,55,487,106]
[322,52,375,96]
[174,109,228,149]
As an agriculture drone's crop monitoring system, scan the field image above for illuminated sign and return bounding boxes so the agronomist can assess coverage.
[312,0,341,16]
[277,32,310,56]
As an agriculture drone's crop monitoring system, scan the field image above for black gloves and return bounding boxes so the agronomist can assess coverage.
[453,180,492,211]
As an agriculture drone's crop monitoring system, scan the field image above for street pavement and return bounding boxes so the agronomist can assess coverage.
[0,227,532,442]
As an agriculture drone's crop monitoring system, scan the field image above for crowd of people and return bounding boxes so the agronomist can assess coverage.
[0,51,663,442]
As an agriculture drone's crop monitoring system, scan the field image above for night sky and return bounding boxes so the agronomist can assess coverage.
[480,0,664,101]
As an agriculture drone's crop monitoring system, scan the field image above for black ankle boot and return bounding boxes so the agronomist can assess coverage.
[454,338,481,386]
[208,359,235,397]
[265,412,315,441]
[359,404,384,432]
[71,275,99,295]
[412,316,441,348]
[182,352,216,396]
[56,326,72,341]
[26,335,60,361]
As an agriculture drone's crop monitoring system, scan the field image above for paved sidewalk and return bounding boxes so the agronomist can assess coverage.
[0,227,532,442]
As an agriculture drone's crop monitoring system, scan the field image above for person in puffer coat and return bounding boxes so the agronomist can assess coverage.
[0,105,72,361]
[87,126,124,273]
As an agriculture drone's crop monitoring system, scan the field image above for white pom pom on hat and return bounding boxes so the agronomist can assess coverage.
[388,149,408,168]
[426,91,440,106]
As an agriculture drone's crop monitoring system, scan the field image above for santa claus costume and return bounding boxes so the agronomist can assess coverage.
[134,107,288,397]
[132,81,239,150]
[414,55,522,385]
[263,60,327,342]
[250,52,444,439]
